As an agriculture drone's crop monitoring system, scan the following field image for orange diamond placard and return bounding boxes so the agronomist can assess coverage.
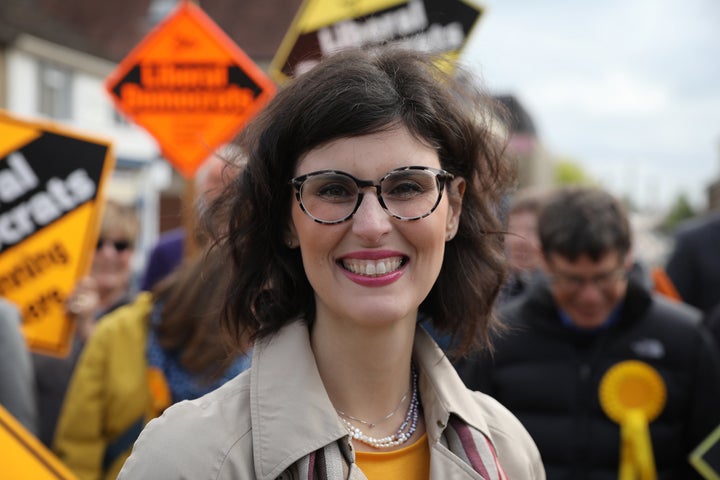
[105,1,276,178]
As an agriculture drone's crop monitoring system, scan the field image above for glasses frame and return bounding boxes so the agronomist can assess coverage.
[96,238,133,253]
[549,266,628,293]
[289,166,454,225]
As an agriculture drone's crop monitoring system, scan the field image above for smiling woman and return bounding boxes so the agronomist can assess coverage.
[118,47,546,480]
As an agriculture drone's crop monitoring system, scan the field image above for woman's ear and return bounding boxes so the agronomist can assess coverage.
[445,177,466,241]
[284,223,299,249]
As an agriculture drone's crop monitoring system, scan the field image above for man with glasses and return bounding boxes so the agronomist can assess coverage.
[459,186,720,479]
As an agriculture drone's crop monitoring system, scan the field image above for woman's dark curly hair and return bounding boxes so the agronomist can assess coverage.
[206,47,514,357]
[152,246,241,380]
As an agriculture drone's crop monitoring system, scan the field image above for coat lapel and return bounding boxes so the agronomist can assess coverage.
[250,322,348,480]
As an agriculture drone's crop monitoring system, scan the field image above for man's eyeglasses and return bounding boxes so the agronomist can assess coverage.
[550,267,628,293]
[96,238,133,253]
[289,166,454,225]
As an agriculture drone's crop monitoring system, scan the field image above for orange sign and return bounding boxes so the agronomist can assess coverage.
[105,1,276,178]
[0,110,115,357]
[0,404,77,479]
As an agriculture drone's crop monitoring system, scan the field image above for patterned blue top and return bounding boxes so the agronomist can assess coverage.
[146,302,251,403]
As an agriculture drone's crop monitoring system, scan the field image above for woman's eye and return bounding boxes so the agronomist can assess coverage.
[385,181,425,198]
[316,182,354,199]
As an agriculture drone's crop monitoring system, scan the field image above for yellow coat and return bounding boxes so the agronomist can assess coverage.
[53,293,160,480]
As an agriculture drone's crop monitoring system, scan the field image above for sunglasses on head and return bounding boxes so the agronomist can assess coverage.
[96,238,132,252]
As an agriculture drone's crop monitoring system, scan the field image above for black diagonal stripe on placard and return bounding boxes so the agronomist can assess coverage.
[19,133,106,193]
[424,0,480,34]
[227,66,264,96]
[281,0,481,78]
[112,64,263,97]
[0,413,71,479]
[111,65,141,98]
[0,132,108,254]
[282,1,410,77]
[282,31,323,78]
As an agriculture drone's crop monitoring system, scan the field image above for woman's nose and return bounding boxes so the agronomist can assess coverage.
[351,192,393,241]
[97,243,115,255]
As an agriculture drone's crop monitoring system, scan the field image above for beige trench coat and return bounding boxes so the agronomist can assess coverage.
[119,321,545,479]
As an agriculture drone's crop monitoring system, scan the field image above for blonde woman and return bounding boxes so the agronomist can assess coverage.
[34,200,139,446]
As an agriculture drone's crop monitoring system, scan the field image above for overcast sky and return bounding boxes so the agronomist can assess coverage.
[460,0,720,212]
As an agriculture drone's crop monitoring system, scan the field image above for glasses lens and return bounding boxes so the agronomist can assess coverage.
[113,240,131,252]
[554,268,626,292]
[300,173,359,223]
[380,169,441,219]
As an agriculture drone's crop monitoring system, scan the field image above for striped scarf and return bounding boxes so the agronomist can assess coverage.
[278,415,508,480]
[445,417,508,480]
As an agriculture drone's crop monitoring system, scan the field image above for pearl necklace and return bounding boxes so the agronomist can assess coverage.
[338,365,420,449]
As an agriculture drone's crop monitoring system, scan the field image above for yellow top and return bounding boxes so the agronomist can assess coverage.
[355,433,430,480]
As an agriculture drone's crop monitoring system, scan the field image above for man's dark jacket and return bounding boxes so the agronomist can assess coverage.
[666,212,720,314]
[458,278,720,480]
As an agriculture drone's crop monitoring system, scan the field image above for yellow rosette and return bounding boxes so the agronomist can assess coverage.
[599,360,667,480]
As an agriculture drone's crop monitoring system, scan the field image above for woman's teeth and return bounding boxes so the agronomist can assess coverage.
[342,257,403,276]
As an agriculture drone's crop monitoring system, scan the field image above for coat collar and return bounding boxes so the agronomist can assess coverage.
[413,326,492,444]
[250,321,347,480]
[250,321,495,479]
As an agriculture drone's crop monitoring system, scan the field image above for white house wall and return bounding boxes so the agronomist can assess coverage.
[5,49,36,114]
[6,34,159,163]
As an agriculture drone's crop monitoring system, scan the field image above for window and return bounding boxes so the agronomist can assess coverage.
[38,61,72,119]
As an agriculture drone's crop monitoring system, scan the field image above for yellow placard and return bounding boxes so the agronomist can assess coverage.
[0,110,115,357]
[0,404,77,479]
[298,0,406,30]
[691,423,720,480]
[270,0,484,84]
